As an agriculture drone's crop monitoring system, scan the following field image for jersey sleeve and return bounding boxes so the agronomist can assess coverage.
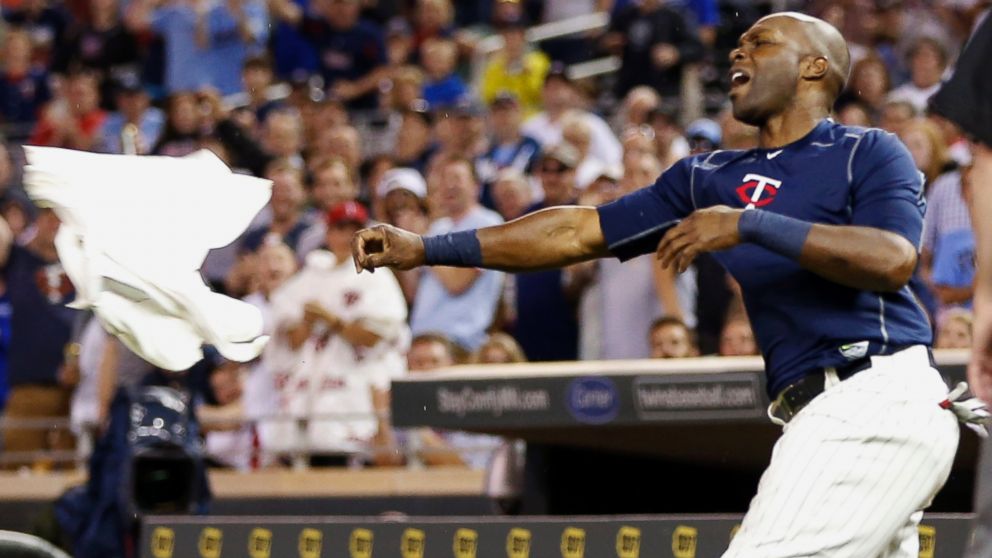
[849,130,926,249]
[596,157,695,261]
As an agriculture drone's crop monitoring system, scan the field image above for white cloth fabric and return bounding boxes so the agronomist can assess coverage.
[725,346,959,557]
[23,147,272,371]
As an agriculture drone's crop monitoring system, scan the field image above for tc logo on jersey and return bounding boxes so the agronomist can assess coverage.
[736,173,782,209]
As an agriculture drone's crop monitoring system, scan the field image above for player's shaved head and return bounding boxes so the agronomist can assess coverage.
[729,12,851,126]
[758,12,851,98]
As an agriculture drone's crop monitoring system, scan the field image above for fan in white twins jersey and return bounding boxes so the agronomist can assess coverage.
[267,202,409,459]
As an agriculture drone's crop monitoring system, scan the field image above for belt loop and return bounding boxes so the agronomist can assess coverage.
[767,400,787,427]
[823,368,841,390]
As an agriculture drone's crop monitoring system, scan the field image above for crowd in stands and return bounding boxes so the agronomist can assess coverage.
[0,0,985,478]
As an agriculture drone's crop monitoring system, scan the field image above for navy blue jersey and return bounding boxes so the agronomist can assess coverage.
[597,120,931,396]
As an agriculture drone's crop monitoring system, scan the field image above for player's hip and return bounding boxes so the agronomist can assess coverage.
[773,345,953,427]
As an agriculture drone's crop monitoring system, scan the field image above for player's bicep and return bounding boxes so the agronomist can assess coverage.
[849,132,926,249]
[596,161,693,261]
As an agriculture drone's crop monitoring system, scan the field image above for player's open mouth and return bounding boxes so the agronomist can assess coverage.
[730,69,751,89]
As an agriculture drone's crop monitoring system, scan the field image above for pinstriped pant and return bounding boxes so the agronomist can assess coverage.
[724,346,960,557]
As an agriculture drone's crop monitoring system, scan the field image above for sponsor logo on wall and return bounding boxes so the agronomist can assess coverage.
[566,377,619,424]
[507,528,531,558]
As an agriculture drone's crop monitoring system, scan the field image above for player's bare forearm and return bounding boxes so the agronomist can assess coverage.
[352,206,610,273]
[799,224,917,292]
[478,207,609,271]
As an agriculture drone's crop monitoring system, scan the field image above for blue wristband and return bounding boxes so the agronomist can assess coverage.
[422,230,483,267]
[737,209,811,260]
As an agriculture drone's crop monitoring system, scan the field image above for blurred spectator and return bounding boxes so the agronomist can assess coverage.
[935,308,973,350]
[97,75,165,154]
[479,14,549,116]
[928,155,975,318]
[420,37,466,109]
[511,144,580,361]
[835,100,872,128]
[410,157,503,351]
[269,201,408,466]
[603,0,703,98]
[490,168,532,222]
[382,64,423,113]
[235,54,283,126]
[393,107,435,174]
[238,159,309,255]
[203,243,296,470]
[4,0,68,66]
[238,241,297,468]
[476,92,540,203]
[648,105,688,170]
[201,0,269,95]
[52,0,141,106]
[576,152,695,360]
[685,118,721,155]
[887,37,948,114]
[718,316,758,357]
[261,108,305,169]
[29,70,106,150]
[432,99,487,163]
[878,99,917,135]
[620,124,656,173]
[150,91,202,156]
[406,331,455,371]
[472,331,526,364]
[0,28,51,131]
[401,332,510,474]
[126,0,268,95]
[901,117,955,192]
[310,124,362,181]
[297,156,358,256]
[0,210,79,471]
[561,110,603,190]
[268,0,386,109]
[614,86,660,132]
[649,316,698,359]
[374,167,429,304]
[835,55,891,121]
[411,0,460,58]
[383,16,413,68]
[375,166,428,231]
[521,65,623,167]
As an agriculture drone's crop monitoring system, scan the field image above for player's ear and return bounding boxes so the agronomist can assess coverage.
[800,55,830,82]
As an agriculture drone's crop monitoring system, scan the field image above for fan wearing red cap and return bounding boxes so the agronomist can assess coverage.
[269,198,409,464]
[324,200,369,263]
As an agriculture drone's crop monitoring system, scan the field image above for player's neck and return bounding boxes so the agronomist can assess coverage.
[758,106,830,149]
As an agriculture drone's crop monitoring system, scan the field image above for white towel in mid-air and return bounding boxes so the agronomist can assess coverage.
[24,147,272,371]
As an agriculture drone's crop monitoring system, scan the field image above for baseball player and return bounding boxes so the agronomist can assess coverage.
[928,11,992,556]
[353,12,982,555]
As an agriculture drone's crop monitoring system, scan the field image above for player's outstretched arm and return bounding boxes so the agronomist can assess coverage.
[352,206,610,273]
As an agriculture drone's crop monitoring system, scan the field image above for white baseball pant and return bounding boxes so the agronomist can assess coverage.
[724,345,960,557]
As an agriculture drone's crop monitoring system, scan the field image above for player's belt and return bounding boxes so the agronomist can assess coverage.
[774,346,936,422]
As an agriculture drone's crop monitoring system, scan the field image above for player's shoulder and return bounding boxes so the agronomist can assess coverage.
[673,148,750,175]
[829,123,902,152]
